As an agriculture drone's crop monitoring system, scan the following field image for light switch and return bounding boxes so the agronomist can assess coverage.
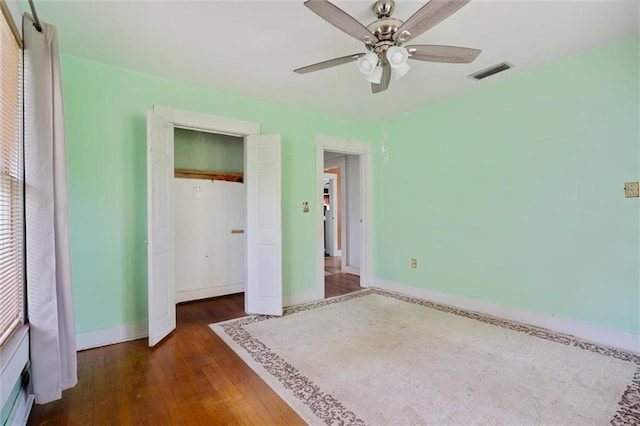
[624,182,639,198]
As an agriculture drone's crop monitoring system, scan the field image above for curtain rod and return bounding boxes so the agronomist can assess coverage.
[27,0,42,32]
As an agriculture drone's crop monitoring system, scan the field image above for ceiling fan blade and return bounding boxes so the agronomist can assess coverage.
[406,45,481,63]
[294,53,366,74]
[304,0,378,44]
[394,0,471,44]
[371,62,391,94]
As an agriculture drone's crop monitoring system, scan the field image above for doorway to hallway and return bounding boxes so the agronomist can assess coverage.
[323,151,362,298]
[324,256,361,298]
[314,134,372,301]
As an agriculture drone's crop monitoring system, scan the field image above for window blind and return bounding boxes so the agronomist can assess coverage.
[0,2,24,347]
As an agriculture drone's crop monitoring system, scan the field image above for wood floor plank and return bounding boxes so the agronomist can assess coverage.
[28,260,361,425]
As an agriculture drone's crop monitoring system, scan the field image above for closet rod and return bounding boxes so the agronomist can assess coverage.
[28,0,42,32]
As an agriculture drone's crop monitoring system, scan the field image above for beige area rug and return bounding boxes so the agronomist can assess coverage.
[210,289,640,425]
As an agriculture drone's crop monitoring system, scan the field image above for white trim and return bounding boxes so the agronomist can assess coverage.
[153,105,259,136]
[76,321,148,351]
[146,106,262,344]
[374,279,640,353]
[323,172,338,257]
[176,285,244,304]
[0,325,28,413]
[4,2,22,34]
[284,289,323,308]
[316,135,373,300]
[9,391,34,426]
[324,156,348,272]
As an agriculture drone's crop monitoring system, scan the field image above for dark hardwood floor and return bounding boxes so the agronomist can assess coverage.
[324,256,361,298]
[28,258,361,425]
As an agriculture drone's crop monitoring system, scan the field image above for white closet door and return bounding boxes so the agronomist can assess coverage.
[175,179,245,302]
[245,134,282,315]
[174,179,215,300]
[146,111,176,347]
[220,181,246,289]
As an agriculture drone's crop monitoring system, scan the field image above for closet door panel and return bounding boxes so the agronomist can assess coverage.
[175,178,216,299]
[220,181,246,288]
[175,178,245,303]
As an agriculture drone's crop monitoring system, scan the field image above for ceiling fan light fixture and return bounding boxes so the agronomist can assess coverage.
[357,52,379,76]
[365,65,383,84]
[386,46,411,80]
[391,62,410,80]
[386,46,408,66]
[387,47,405,65]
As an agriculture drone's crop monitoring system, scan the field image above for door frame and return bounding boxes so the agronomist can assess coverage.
[155,105,259,137]
[315,135,373,299]
[323,172,339,257]
[151,105,260,324]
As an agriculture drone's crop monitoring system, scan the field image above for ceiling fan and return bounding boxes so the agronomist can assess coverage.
[294,0,481,94]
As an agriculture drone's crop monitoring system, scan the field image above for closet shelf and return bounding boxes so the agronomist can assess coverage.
[174,168,243,183]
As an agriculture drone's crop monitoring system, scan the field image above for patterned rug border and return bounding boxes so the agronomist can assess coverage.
[211,288,640,425]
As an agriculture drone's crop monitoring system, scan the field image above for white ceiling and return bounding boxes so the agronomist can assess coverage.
[20,0,640,121]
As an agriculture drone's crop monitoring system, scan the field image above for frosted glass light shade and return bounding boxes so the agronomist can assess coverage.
[365,66,383,84]
[391,62,410,80]
[389,50,404,65]
[357,52,379,76]
[386,46,411,80]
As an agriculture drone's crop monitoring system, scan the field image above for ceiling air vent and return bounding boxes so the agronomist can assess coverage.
[469,62,513,80]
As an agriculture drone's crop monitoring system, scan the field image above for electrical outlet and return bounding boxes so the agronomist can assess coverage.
[411,258,417,269]
[625,182,639,198]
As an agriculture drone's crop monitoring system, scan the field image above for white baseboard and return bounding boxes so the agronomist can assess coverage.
[0,326,29,415]
[176,284,244,303]
[76,321,148,351]
[344,266,360,276]
[76,288,318,350]
[373,279,640,354]
[284,289,323,308]
[11,390,34,426]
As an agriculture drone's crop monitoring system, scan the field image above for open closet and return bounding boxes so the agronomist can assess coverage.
[173,128,245,303]
[147,106,283,346]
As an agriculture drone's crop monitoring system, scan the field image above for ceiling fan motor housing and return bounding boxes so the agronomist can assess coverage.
[367,18,403,42]
[366,18,403,61]
[367,1,404,59]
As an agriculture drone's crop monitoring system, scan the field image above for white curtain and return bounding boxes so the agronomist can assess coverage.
[23,14,77,404]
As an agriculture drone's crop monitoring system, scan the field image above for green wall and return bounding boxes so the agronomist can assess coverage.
[376,35,640,334]
[174,128,244,173]
[61,55,378,334]
[63,35,639,337]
